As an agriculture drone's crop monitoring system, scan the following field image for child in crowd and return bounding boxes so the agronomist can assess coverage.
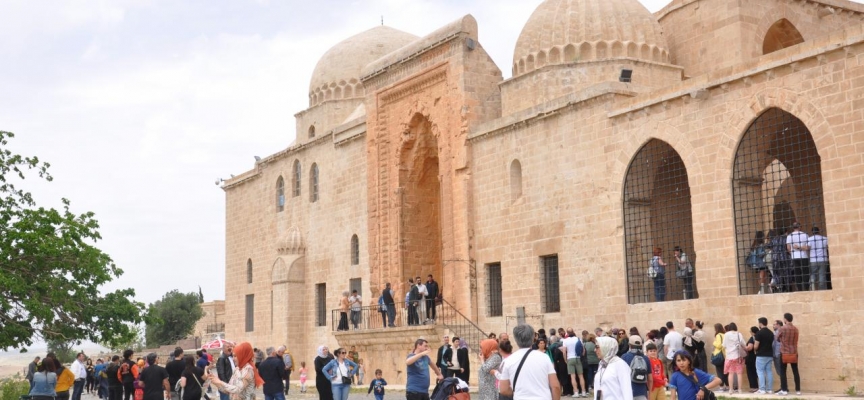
[367,369,387,400]
[357,360,365,386]
[646,343,667,400]
[298,361,308,393]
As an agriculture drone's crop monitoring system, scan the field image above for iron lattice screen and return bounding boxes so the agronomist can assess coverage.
[623,139,696,304]
[732,108,828,295]
[245,294,254,332]
[316,283,327,326]
[486,263,503,317]
[540,255,560,313]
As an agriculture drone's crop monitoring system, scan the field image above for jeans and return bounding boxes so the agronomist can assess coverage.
[265,391,286,400]
[331,383,350,400]
[779,360,800,392]
[654,277,666,302]
[350,310,361,329]
[810,261,827,290]
[585,364,599,389]
[219,391,230,400]
[756,356,774,392]
[386,304,396,327]
[72,379,85,400]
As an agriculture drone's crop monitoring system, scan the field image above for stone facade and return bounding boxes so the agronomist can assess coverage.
[223,0,864,392]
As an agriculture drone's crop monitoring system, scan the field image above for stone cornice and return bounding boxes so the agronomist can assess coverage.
[656,0,864,22]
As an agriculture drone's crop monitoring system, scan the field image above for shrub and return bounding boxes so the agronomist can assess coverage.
[0,378,30,400]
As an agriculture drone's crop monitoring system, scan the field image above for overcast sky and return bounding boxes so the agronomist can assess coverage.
[2,0,856,311]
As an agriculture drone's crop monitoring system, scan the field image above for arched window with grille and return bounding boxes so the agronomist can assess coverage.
[292,160,301,197]
[623,139,697,304]
[276,176,285,212]
[732,108,827,295]
[246,259,253,284]
[310,163,319,203]
[350,234,359,265]
[510,159,523,201]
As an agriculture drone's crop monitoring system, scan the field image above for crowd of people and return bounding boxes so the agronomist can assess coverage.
[745,223,829,294]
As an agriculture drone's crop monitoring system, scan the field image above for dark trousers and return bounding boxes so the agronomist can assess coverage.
[109,386,123,400]
[123,382,135,400]
[284,370,291,394]
[407,304,418,325]
[779,361,800,392]
[425,298,436,320]
[73,379,85,400]
[406,391,430,400]
[712,357,728,387]
[746,358,758,389]
[791,259,810,292]
[379,311,387,328]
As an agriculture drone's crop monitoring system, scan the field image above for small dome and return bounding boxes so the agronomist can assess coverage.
[513,0,669,76]
[308,26,418,106]
[278,226,305,255]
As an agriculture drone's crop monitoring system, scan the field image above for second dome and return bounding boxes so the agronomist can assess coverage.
[513,0,669,77]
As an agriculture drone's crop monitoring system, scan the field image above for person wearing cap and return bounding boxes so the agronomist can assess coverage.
[137,353,169,400]
[785,222,810,291]
[620,336,652,400]
[808,226,828,290]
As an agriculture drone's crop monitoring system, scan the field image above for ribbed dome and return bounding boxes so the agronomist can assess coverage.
[278,226,305,255]
[512,0,669,77]
[308,26,418,106]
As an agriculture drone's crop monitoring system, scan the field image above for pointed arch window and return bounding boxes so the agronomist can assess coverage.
[623,139,697,304]
[309,125,316,139]
[350,234,359,265]
[763,19,804,55]
[310,163,319,203]
[732,108,828,294]
[292,160,301,197]
[276,176,285,212]
[246,259,253,284]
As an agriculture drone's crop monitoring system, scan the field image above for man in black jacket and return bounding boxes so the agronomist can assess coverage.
[259,347,287,400]
[435,335,453,378]
[425,275,439,322]
[407,279,420,326]
[216,344,235,400]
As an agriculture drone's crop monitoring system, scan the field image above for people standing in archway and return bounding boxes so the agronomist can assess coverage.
[651,248,667,302]
[747,232,768,294]
[769,229,790,292]
[808,226,828,291]
[786,222,810,292]
[425,275,439,322]
[674,246,694,299]
[337,291,349,331]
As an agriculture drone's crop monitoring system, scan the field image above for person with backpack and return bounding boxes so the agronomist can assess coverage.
[645,343,666,400]
[620,336,653,400]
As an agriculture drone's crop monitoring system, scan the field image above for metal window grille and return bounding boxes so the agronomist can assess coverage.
[350,235,359,265]
[310,163,319,203]
[276,177,285,212]
[487,263,503,317]
[349,278,362,295]
[623,139,696,304]
[540,255,560,313]
[732,108,828,295]
[244,294,254,332]
[246,259,253,284]
[292,160,301,197]
[316,283,327,327]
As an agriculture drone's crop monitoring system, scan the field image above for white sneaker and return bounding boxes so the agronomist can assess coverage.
[776,390,788,395]
[570,394,578,398]
[756,390,767,394]
[796,391,801,395]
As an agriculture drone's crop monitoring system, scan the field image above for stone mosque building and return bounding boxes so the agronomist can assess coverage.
[223,0,864,391]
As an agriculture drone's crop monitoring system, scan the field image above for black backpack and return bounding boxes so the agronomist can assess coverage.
[629,350,648,384]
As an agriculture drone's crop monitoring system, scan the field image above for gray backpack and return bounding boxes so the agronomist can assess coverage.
[629,350,648,384]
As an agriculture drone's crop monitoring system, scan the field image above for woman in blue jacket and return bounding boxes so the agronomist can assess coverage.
[322,348,358,400]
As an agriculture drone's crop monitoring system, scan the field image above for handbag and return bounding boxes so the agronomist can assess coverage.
[338,364,352,385]
[687,372,716,400]
[781,353,798,363]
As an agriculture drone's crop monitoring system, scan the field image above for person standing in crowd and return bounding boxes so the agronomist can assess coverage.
[682,329,705,371]
[584,334,599,394]
[425,274,439,322]
[381,282,396,328]
[591,336,631,400]
[663,322,683,370]
[210,342,264,400]
[280,346,293,394]
[179,355,206,400]
[562,328,586,398]
[197,350,210,370]
[323,348,358,400]
[377,290,388,328]
[786,222,810,291]
[478,339,502,400]
[405,338,444,400]
[105,356,122,400]
[674,246,695,299]
[668,351,721,400]
[645,344,665,400]
[51,354,74,400]
[254,348,266,370]
[117,350,139,400]
[744,327,759,392]
[70,352,87,400]
[216,344,235,400]
[769,229,790,292]
[314,346,334,400]
[30,356,57,400]
[748,232,769,294]
[498,325,560,400]
[620,336,652,400]
[27,356,41,390]
[86,359,96,395]
[259,347,287,400]
[349,290,362,330]
[436,336,453,378]
[772,320,783,381]
[138,353,169,400]
[753,317,775,394]
[710,324,727,392]
[165,348,186,400]
[407,279,421,326]
[447,337,464,381]
[777,313,801,395]
[691,321,708,371]
[415,276,428,323]
[808,227,829,290]
[337,291,350,331]
[651,247,667,301]
[94,359,108,400]
[298,362,308,393]
[454,338,470,383]
[552,336,573,396]
[722,322,746,394]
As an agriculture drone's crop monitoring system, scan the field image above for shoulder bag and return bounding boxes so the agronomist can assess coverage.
[781,353,798,363]
[192,372,211,400]
[710,335,725,365]
[511,349,533,393]
[686,372,716,400]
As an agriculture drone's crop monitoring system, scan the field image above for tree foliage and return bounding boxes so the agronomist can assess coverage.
[46,337,78,364]
[0,131,147,350]
[101,325,145,353]
[144,290,203,347]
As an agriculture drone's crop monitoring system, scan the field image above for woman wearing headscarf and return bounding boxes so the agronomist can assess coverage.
[682,328,705,370]
[592,336,632,400]
[209,342,263,400]
[322,348,358,400]
[692,321,708,372]
[313,346,334,400]
[454,338,470,383]
[477,339,501,400]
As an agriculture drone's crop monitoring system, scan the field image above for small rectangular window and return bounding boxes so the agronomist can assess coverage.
[349,278,362,296]
[487,263,503,317]
[245,294,254,332]
[316,283,327,327]
[540,255,560,313]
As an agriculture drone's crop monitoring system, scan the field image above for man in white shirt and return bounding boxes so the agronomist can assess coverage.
[71,352,87,400]
[561,328,586,397]
[786,222,810,292]
[349,290,362,330]
[499,324,560,400]
[415,276,428,323]
[808,226,828,291]
[663,321,683,362]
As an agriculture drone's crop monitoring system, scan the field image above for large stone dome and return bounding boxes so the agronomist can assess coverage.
[308,26,418,106]
[512,0,670,77]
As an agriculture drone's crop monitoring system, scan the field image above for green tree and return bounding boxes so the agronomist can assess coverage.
[46,337,77,364]
[145,290,203,347]
[0,131,147,350]
[101,325,145,353]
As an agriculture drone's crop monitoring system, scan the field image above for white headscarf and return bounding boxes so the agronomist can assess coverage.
[596,336,619,366]
[683,327,694,347]
[316,345,328,358]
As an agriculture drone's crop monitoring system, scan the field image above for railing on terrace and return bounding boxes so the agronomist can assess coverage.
[205,323,225,333]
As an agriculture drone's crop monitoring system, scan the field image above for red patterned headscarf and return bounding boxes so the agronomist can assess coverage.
[233,342,264,388]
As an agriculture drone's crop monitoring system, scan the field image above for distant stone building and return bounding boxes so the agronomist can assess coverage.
[223,0,864,391]
[193,300,226,342]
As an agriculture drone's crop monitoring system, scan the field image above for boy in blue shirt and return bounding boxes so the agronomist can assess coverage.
[366,369,387,400]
